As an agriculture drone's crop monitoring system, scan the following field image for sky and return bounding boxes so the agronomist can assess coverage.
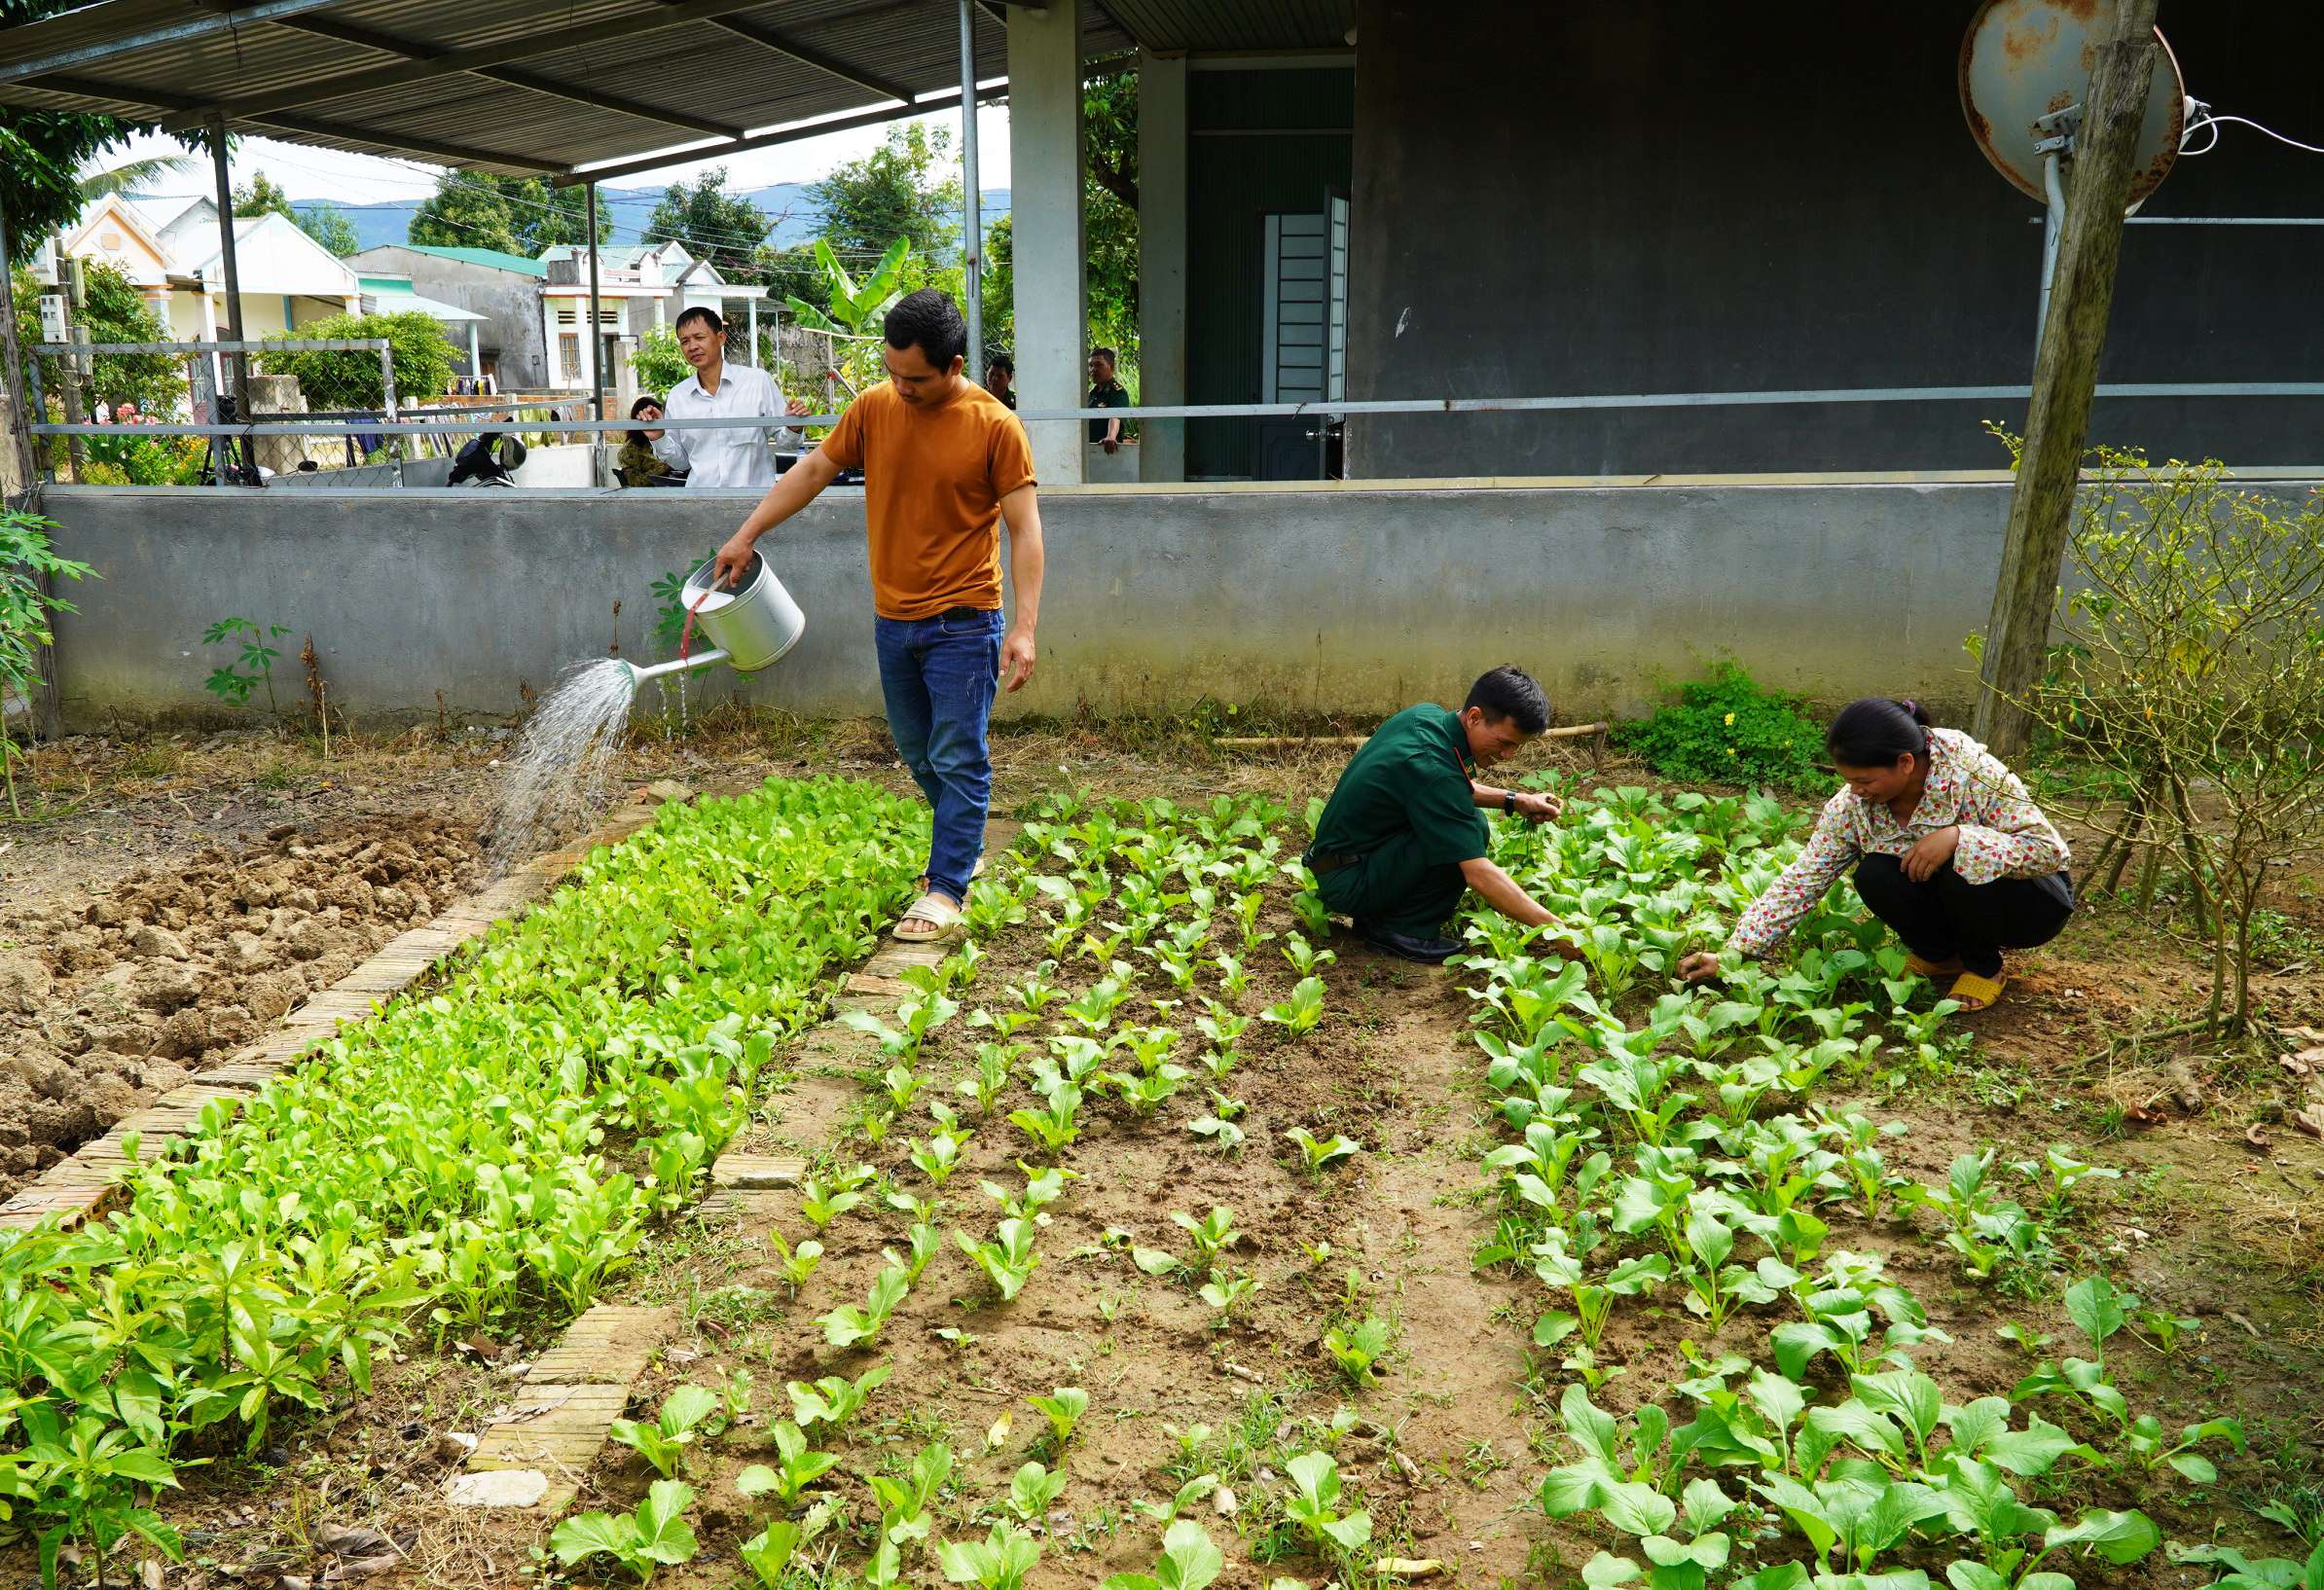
[87,100,1013,206]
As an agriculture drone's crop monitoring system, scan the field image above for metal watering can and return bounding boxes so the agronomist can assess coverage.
[622,550,805,685]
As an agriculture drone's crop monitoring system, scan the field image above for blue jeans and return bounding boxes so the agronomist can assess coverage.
[874,606,1001,904]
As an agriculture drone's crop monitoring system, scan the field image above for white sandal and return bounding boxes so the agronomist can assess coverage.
[893,891,963,943]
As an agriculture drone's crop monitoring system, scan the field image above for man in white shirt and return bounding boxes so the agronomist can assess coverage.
[651,306,810,488]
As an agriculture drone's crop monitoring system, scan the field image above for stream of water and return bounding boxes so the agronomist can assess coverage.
[484,658,640,874]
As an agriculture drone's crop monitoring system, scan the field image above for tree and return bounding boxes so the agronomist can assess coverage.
[79,152,199,201]
[0,1,155,266]
[809,123,962,296]
[77,258,183,413]
[408,172,606,258]
[646,166,775,286]
[630,326,687,397]
[232,169,296,221]
[1081,69,1140,354]
[409,175,523,254]
[1989,430,2324,1035]
[296,200,360,258]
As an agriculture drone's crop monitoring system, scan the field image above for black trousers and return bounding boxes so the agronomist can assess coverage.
[1852,853,2074,978]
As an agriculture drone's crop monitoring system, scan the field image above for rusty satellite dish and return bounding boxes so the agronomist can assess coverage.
[1960,0,2186,203]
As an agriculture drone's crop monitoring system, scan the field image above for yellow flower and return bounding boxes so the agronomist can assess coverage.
[1724,712,1736,726]
[1727,746,1738,757]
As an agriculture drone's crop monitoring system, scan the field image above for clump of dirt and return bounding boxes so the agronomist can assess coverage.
[0,813,483,1198]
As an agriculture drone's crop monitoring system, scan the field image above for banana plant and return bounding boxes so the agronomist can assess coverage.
[784,236,910,343]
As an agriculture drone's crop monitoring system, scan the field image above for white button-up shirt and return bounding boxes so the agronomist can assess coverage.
[651,360,793,488]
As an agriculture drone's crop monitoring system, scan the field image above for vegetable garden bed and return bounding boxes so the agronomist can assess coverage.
[4,774,2318,1590]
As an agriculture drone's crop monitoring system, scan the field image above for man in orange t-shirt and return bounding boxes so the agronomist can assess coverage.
[710,289,1046,943]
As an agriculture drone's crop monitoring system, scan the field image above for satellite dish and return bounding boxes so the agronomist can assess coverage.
[1960,0,2186,204]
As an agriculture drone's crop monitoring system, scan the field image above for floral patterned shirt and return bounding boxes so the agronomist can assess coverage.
[1726,728,2070,958]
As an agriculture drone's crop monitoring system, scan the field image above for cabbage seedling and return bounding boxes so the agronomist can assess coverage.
[1028,1387,1089,1448]
[788,1362,890,1429]
[737,1422,840,1506]
[1100,1518,1226,1590]
[609,1385,722,1479]
[1284,1126,1362,1174]
[549,1479,698,1581]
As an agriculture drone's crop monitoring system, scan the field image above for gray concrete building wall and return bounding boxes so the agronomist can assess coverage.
[52,475,2324,733]
[346,246,548,389]
[1345,1,2324,479]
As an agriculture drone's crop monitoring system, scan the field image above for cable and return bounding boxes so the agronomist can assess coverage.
[2190,113,2324,156]
[2179,98,2324,159]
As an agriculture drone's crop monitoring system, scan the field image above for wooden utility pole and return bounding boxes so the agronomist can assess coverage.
[1973,0,2161,758]
[0,200,38,499]
[53,237,91,481]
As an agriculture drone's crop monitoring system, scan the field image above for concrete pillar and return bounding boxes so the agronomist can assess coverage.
[245,372,316,475]
[1137,50,1187,484]
[468,321,482,377]
[1006,0,1086,486]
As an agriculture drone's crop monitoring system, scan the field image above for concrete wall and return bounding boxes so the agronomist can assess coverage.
[1347,1,2324,478]
[346,247,547,388]
[56,474,2324,731]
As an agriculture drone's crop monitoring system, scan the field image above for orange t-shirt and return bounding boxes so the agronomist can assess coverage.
[817,380,1037,621]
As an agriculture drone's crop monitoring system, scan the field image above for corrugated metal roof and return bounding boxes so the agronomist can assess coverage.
[0,0,1136,177]
[1101,0,1354,52]
[393,243,549,275]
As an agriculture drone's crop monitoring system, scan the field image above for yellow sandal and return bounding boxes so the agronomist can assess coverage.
[1904,953,1965,979]
[1947,971,2007,1011]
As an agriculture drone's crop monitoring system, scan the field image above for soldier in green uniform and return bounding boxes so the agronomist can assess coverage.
[1305,666,1571,963]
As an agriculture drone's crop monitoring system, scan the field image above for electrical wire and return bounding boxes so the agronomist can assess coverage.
[2179,103,2324,159]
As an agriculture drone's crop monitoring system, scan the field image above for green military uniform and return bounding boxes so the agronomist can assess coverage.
[1307,704,1490,935]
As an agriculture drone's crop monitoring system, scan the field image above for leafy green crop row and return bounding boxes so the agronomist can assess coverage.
[1461,780,2248,1590]
[0,779,922,1582]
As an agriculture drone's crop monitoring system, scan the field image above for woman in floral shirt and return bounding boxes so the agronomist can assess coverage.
[1678,698,2072,1010]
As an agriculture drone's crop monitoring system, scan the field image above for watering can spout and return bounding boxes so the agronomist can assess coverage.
[623,648,730,685]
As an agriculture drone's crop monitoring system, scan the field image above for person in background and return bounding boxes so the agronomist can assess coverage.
[653,306,809,488]
[617,395,673,485]
[1678,698,2072,1011]
[1305,666,1573,963]
[984,353,1017,411]
[709,289,1045,944]
[1086,346,1129,453]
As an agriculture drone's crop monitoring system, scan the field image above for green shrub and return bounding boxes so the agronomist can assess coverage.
[256,310,456,409]
[1613,663,1827,794]
[630,325,688,396]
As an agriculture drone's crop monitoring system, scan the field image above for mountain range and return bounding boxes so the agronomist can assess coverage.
[294,180,1011,255]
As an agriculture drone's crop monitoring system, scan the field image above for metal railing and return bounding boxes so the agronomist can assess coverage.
[19,379,2324,482]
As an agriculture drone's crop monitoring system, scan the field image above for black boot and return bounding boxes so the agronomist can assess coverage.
[1354,920,1462,964]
